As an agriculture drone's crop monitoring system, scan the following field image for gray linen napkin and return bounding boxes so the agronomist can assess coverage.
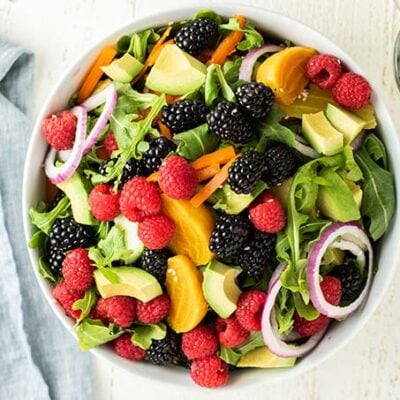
[0,37,94,400]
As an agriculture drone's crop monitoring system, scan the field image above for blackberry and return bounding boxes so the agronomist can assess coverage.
[47,246,65,275]
[175,18,218,56]
[140,248,171,283]
[121,158,146,185]
[147,330,180,365]
[235,82,275,119]
[332,263,365,303]
[161,99,208,134]
[50,191,65,209]
[206,102,254,143]
[174,349,192,369]
[209,213,251,258]
[141,137,176,174]
[49,217,94,251]
[227,151,266,194]
[263,143,297,186]
[239,231,276,280]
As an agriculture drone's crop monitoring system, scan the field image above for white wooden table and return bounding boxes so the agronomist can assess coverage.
[2,0,400,398]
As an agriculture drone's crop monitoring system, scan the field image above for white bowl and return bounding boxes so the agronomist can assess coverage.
[22,4,400,390]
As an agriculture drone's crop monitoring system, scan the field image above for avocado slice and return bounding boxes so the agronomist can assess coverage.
[325,103,366,144]
[236,346,296,368]
[302,111,343,156]
[94,267,162,302]
[213,181,267,215]
[57,170,95,225]
[101,53,143,83]
[113,215,144,263]
[202,260,241,318]
[145,44,207,95]
[317,168,361,222]
[269,178,293,209]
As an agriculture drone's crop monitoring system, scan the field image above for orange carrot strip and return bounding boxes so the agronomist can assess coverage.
[165,94,181,104]
[158,120,172,140]
[147,172,159,182]
[77,46,117,103]
[191,146,236,170]
[207,15,246,65]
[190,156,239,208]
[196,164,221,182]
[132,27,172,84]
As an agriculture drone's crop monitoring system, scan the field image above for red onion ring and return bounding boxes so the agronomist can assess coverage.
[239,44,283,81]
[307,222,373,319]
[45,106,87,184]
[262,263,328,358]
[82,83,118,154]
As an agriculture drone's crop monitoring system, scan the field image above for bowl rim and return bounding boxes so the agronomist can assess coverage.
[22,2,400,391]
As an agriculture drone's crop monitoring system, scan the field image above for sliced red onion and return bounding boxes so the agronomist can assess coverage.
[262,263,328,358]
[239,44,283,81]
[82,83,118,154]
[294,135,320,159]
[45,106,87,184]
[58,149,71,162]
[307,222,373,319]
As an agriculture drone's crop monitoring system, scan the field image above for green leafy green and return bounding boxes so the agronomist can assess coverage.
[174,124,219,160]
[88,225,133,268]
[292,292,320,321]
[38,257,57,283]
[72,288,97,322]
[97,221,110,240]
[204,64,235,106]
[343,145,363,181]
[223,56,242,86]
[130,323,166,349]
[355,139,395,240]
[192,9,222,25]
[219,19,264,51]
[219,332,265,366]
[117,29,160,62]
[275,288,295,334]
[29,229,46,249]
[29,196,70,235]
[75,320,123,351]
[363,133,388,169]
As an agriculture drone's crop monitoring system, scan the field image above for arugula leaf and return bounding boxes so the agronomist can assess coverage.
[97,221,110,240]
[130,323,166,350]
[204,64,235,106]
[72,288,97,322]
[275,288,295,334]
[293,292,320,321]
[117,29,160,62]
[343,145,363,181]
[219,332,265,366]
[174,123,219,160]
[215,65,235,102]
[223,56,242,86]
[192,9,222,24]
[219,20,264,51]
[75,320,123,351]
[38,257,57,283]
[363,133,388,169]
[29,229,46,249]
[257,121,296,147]
[88,225,133,268]
[29,196,70,235]
[355,142,395,240]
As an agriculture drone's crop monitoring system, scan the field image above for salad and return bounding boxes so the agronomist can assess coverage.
[29,9,395,388]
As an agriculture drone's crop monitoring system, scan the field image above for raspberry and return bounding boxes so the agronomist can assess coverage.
[332,72,371,109]
[42,110,77,151]
[249,193,286,233]
[306,54,342,90]
[120,177,161,222]
[113,333,146,361]
[61,248,93,291]
[138,215,175,250]
[294,276,342,337]
[158,156,197,199]
[215,316,249,348]
[190,355,229,388]
[95,296,136,328]
[103,131,119,157]
[236,290,266,331]
[181,325,218,360]
[52,281,84,319]
[136,294,170,324]
[89,184,121,222]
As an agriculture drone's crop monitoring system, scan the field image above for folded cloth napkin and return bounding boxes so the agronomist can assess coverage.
[0,37,94,400]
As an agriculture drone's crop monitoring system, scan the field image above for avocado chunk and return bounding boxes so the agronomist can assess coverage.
[269,178,293,209]
[145,44,207,95]
[325,103,366,144]
[113,215,144,263]
[94,267,162,302]
[57,170,95,225]
[101,53,143,83]
[236,346,296,368]
[213,181,267,215]
[202,260,241,318]
[317,168,361,222]
[302,111,343,156]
